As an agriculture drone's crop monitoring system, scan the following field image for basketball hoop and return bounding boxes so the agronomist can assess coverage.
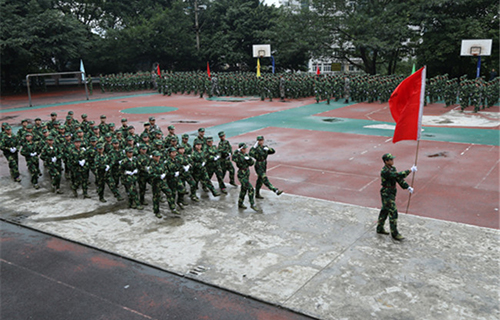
[470,46,481,56]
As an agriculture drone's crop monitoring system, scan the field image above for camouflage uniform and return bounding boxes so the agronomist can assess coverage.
[69,143,90,197]
[377,162,411,238]
[20,137,41,187]
[249,139,281,197]
[205,142,227,192]
[0,129,21,181]
[164,151,187,206]
[149,157,177,216]
[218,135,236,186]
[136,148,151,205]
[191,148,219,196]
[40,141,63,192]
[120,154,142,209]
[94,149,122,201]
[232,148,256,208]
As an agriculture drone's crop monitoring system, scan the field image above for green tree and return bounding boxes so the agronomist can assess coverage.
[416,0,499,78]
[1,0,90,88]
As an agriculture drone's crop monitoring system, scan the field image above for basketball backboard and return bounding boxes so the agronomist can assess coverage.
[252,44,271,58]
[460,39,492,56]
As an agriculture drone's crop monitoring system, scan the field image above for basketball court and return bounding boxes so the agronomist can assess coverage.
[1,89,499,319]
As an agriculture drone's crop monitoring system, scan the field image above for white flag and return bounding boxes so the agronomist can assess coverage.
[80,59,86,81]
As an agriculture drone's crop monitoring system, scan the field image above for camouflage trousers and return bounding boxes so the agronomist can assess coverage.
[206,162,226,189]
[255,162,277,195]
[237,169,255,206]
[152,181,175,213]
[193,168,217,195]
[96,170,120,199]
[4,152,20,179]
[180,172,198,198]
[122,176,139,208]
[138,173,148,203]
[377,189,399,236]
[167,177,186,204]
[71,168,89,194]
[26,157,41,185]
[220,159,235,184]
[46,162,62,189]
[112,166,121,186]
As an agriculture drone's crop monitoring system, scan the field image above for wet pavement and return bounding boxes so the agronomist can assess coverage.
[0,177,498,320]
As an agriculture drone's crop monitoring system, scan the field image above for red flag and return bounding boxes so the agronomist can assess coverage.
[207,62,211,79]
[389,66,426,143]
[157,64,161,76]
[316,65,320,75]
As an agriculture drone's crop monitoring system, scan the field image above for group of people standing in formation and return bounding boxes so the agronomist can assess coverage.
[0,112,283,218]
[95,71,498,112]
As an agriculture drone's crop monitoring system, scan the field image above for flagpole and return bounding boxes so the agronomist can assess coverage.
[405,139,420,213]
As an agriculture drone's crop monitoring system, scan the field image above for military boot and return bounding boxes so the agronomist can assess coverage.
[73,189,78,198]
[99,197,107,203]
[238,203,247,209]
[392,234,405,241]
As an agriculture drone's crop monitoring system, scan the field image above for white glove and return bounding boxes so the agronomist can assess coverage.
[51,157,57,163]
[10,147,16,153]
[146,166,150,172]
[408,187,414,194]
[105,165,110,172]
[201,161,205,167]
[183,165,189,172]
[214,155,219,161]
[125,170,132,175]
[244,156,250,160]
[253,141,258,148]
[264,147,269,151]
[30,152,37,157]
[411,165,418,173]
[174,171,179,177]
[119,160,123,165]
[132,169,138,175]
[79,159,86,167]
[81,147,86,151]
[226,155,231,160]
[160,173,166,180]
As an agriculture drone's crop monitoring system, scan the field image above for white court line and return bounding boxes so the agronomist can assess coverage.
[474,159,500,189]
[460,144,474,156]
[278,164,373,179]
[266,164,281,172]
[359,177,379,192]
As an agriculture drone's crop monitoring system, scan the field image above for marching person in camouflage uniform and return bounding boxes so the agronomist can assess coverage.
[149,150,179,218]
[94,144,124,202]
[249,136,283,199]
[120,147,143,210]
[136,145,151,206]
[0,125,21,182]
[205,137,227,194]
[377,153,417,241]
[191,141,220,197]
[40,136,64,193]
[232,143,260,212]
[217,131,236,186]
[176,145,200,202]
[180,133,193,155]
[20,132,41,188]
[69,138,91,198]
[165,147,188,208]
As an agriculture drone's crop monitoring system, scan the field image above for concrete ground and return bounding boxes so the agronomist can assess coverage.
[0,177,498,320]
[1,89,499,319]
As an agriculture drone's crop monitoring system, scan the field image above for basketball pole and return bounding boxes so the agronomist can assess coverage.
[476,55,481,78]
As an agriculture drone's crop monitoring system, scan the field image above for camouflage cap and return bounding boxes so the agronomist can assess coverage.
[154,140,163,146]
[125,147,134,153]
[382,153,395,161]
[53,121,60,125]
[168,147,177,153]
[65,132,72,137]
[182,133,189,139]
[206,136,213,141]
[89,136,98,142]
[140,132,149,138]
[149,116,155,121]
[68,111,74,115]
[139,144,148,150]
[50,112,57,116]
[105,133,112,138]
[59,125,66,130]
[144,122,150,126]
[74,138,82,143]
[152,150,162,157]
[66,115,72,120]
[100,115,106,119]
[238,142,247,149]
[4,124,12,130]
[96,143,104,149]
[92,125,99,130]
[89,121,95,125]
[256,135,264,141]
[128,125,135,130]
[198,127,205,132]
[121,118,128,122]
[126,136,135,141]
[25,132,33,137]
[26,124,34,129]
[194,140,202,145]
[218,131,226,137]
[35,117,41,121]
[81,114,88,118]
[109,122,115,127]
[42,129,48,133]
[21,119,28,123]
[168,125,175,130]
[177,145,185,150]
[75,129,83,133]
[112,139,119,144]
[46,135,54,140]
